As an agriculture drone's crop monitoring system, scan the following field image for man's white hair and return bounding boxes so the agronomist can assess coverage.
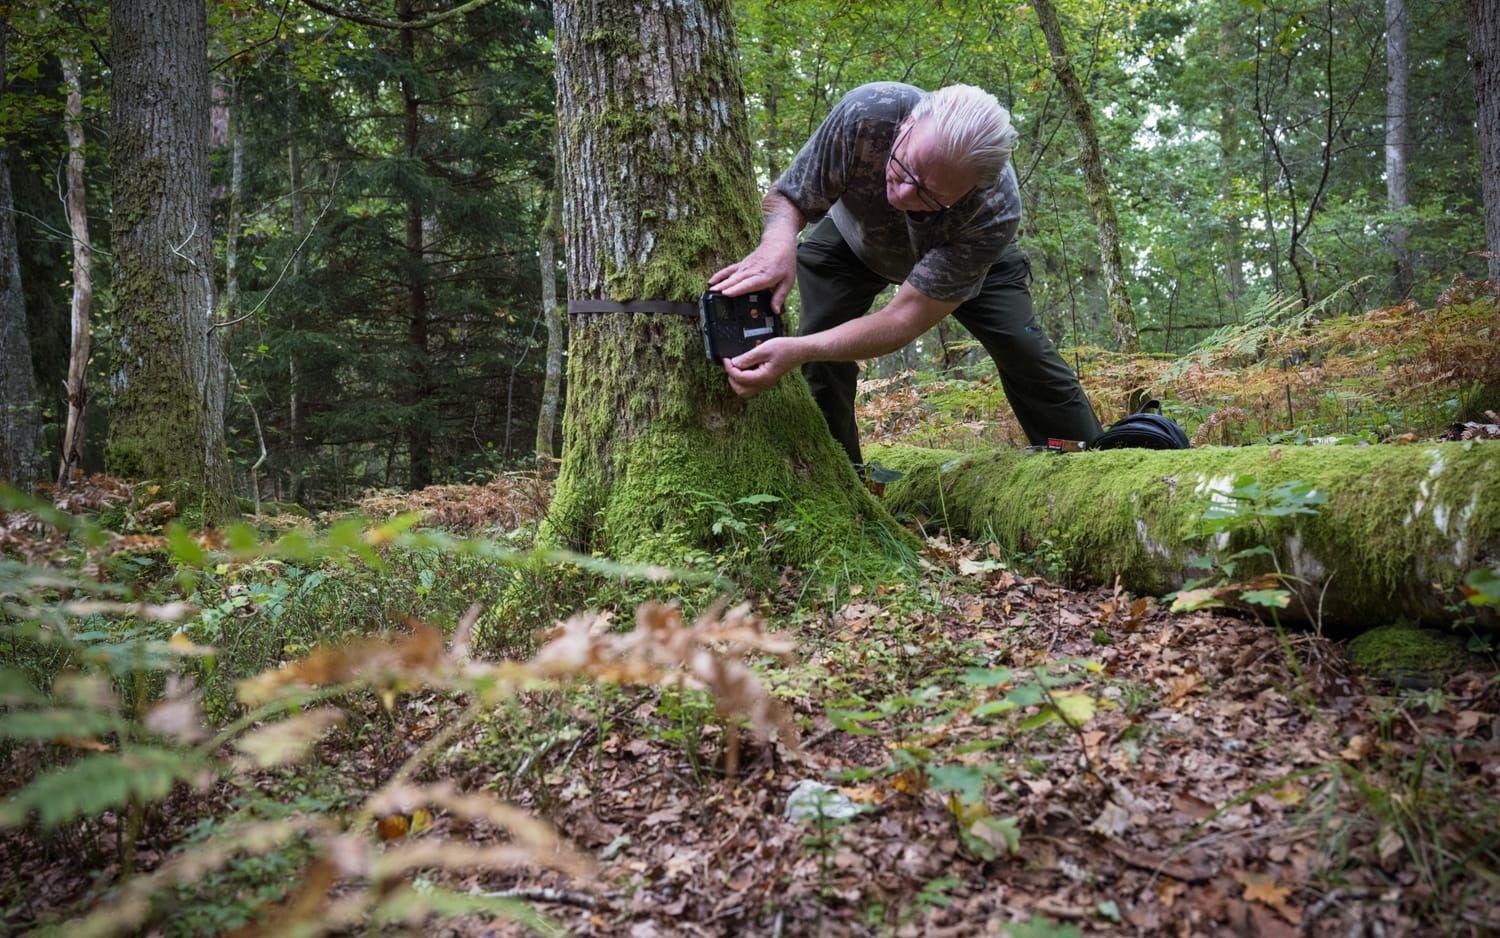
[909,85,1018,180]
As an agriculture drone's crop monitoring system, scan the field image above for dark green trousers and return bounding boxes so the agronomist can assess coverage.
[796,217,1102,464]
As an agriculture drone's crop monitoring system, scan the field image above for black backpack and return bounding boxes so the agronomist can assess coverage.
[1092,399,1191,450]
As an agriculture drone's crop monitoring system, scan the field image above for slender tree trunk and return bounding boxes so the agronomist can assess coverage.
[400,1,432,490]
[1386,0,1414,297]
[549,0,908,568]
[1031,0,1138,352]
[105,0,236,522]
[765,81,780,182]
[225,77,244,324]
[1218,110,1246,306]
[535,187,564,461]
[58,54,94,487]
[1474,0,1500,281]
[1217,22,1246,308]
[287,66,308,504]
[0,25,44,491]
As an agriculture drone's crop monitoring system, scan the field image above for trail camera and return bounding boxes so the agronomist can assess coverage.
[699,289,784,362]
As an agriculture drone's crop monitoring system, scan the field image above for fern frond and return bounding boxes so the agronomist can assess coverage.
[0,745,205,828]
[0,709,125,742]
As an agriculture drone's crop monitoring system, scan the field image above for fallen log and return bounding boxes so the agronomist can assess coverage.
[868,441,1500,631]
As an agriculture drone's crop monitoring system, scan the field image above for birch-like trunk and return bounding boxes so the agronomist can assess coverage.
[57,54,94,487]
[549,0,910,569]
[105,0,236,522]
[1031,0,1139,352]
[1386,0,1414,297]
[534,188,564,461]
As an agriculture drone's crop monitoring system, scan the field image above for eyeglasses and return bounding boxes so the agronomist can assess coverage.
[888,124,956,213]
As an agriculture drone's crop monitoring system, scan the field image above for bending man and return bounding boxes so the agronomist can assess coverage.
[710,82,1101,465]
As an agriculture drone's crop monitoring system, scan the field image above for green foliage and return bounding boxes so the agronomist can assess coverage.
[0,747,206,828]
[829,658,1108,858]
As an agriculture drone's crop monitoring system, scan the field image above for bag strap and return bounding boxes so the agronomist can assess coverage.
[567,299,699,317]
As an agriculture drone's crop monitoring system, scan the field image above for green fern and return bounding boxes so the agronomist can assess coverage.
[0,709,125,742]
[0,746,205,828]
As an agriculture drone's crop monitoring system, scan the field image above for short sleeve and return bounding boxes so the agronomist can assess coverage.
[906,223,1014,303]
[772,93,863,224]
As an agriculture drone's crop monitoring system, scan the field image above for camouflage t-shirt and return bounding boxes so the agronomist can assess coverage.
[774,81,1022,304]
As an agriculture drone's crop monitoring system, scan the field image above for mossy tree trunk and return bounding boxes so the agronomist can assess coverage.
[105,0,236,523]
[549,0,910,571]
[0,22,45,491]
[1031,0,1138,354]
[871,442,1500,631]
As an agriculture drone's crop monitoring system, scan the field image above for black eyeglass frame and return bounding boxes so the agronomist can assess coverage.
[887,123,961,213]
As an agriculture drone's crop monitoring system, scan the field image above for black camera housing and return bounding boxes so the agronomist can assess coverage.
[699,289,784,362]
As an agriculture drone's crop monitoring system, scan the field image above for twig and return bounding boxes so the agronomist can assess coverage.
[475,886,599,909]
[212,165,343,333]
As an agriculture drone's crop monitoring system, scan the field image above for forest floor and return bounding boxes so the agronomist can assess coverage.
[3,473,1498,937]
[4,294,1500,936]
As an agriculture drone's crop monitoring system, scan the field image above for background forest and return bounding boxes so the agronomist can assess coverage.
[2,0,1490,500]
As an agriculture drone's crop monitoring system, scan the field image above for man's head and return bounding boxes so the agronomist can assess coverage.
[884,85,1019,214]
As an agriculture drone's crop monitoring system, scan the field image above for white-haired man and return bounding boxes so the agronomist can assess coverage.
[710,82,1101,467]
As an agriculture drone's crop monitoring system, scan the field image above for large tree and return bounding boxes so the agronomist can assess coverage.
[105,0,236,521]
[1476,0,1500,281]
[0,22,45,491]
[548,0,907,571]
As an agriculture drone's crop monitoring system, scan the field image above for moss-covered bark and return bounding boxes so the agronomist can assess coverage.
[550,0,913,576]
[870,441,1500,630]
[106,0,235,524]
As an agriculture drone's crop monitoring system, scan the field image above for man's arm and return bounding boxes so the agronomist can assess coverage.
[707,190,806,311]
[723,283,959,398]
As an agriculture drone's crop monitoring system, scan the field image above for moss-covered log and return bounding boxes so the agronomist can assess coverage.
[548,0,913,575]
[870,441,1500,629]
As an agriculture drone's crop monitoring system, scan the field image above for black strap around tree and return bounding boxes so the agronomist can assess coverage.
[567,298,699,317]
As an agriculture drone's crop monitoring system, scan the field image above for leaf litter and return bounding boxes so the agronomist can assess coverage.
[2,488,1497,935]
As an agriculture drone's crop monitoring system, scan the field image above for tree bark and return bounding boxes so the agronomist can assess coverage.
[549,0,910,569]
[1474,0,1500,281]
[58,53,94,487]
[224,76,244,325]
[534,187,564,461]
[105,0,236,522]
[0,23,44,492]
[1031,0,1138,352]
[1386,0,1414,297]
[870,442,1500,631]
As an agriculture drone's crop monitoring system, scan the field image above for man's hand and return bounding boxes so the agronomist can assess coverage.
[708,240,798,312]
[723,337,807,398]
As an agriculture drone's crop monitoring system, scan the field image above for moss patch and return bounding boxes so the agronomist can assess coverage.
[1347,626,1474,688]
